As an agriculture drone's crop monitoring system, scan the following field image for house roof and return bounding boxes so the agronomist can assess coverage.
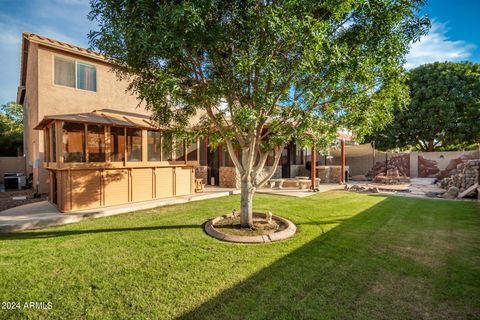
[34,108,206,131]
[34,109,158,130]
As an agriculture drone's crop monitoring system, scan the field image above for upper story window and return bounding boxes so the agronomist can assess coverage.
[54,57,97,92]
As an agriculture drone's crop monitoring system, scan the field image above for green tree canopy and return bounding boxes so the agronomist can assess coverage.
[367,61,480,151]
[89,0,428,227]
[0,102,23,156]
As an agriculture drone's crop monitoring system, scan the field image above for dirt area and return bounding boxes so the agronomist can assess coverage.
[213,216,287,236]
[0,189,46,212]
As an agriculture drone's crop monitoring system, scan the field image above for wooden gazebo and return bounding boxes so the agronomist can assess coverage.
[34,109,199,212]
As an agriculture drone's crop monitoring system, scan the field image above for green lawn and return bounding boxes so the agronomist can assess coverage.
[0,192,479,319]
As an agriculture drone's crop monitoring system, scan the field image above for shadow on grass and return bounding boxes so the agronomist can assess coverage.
[0,224,201,240]
[177,196,478,320]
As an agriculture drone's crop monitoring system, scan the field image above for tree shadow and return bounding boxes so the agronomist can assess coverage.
[0,224,201,240]
[177,196,478,320]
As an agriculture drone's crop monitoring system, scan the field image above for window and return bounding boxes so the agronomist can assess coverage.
[110,127,125,162]
[187,141,198,162]
[175,142,185,162]
[77,62,96,91]
[147,131,161,161]
[127,128,142,162]
[63,122,85,162]
[54,57,96,92]
[51,123,56,163]
[87,125,105,162]
[54,57,75,88]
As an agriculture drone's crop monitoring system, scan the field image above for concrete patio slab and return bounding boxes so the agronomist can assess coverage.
[257,183,345,197]
[0,187,240,233]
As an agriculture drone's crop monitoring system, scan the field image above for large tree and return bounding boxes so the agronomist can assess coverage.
[89,0,428,227]
[368,61,480,151]
[0,102,23,156]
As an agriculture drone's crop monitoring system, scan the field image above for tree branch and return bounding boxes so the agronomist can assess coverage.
[255,147,282,188]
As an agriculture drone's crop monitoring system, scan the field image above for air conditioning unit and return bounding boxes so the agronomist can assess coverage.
[4,173,27,190]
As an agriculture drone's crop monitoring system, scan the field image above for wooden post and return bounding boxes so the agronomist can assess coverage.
[311,144,316,190]
[372,140,376,170]
[205,137,208,165]
[341,138,345,184]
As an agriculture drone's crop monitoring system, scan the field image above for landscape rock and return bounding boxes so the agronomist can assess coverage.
[438,159,479,199]
[442,186,459,199]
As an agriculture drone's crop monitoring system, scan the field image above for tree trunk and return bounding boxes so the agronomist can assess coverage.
[240,177,254,228]
[428,140,434,152]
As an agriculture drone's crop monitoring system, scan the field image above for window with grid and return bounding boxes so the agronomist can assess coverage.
[54,57,97,92]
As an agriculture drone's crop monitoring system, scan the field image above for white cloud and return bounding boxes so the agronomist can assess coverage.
[405,20,475,69]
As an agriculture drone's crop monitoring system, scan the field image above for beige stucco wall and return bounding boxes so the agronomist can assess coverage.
[0,157,26,183]
[37,45,145,118]
[23,42,40,191]
[24,44,149,194]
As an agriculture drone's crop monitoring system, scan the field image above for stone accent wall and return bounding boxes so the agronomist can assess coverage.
[316,165,342,183]
[419,151,480,178]
[290,165,309,178]
[218,165,283,188]
[195,166,208,184]
[219,167,240,188]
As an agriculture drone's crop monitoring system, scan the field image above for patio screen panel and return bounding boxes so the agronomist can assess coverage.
[63,122,86,162]
[162,132,173,161]
[87,125,105,162]
[51,123,56,162]
[199,137,207,165]
[187,142,198,161]
[147,131,161,161]
[110,127,125,162]
[127,128,142,162]
[175,142,185,161]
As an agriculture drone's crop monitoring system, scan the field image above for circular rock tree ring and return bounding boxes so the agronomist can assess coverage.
[204,212,297,243]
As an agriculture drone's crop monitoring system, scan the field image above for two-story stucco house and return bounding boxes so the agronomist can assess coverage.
[16,32,349,212]
[17,32,151,195]
[17,33,201,212]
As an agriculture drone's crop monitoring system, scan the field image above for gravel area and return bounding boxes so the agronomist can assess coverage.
[0,189,46,212]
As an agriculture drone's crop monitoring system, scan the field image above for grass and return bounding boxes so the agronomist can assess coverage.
[0,192,479,319]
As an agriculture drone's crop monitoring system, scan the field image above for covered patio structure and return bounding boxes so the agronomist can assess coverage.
[34,109,200,212]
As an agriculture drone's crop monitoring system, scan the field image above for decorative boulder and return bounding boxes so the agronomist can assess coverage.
[442,186,459,199]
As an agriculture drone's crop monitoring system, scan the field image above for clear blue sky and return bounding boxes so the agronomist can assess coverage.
[0,0,478,103]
